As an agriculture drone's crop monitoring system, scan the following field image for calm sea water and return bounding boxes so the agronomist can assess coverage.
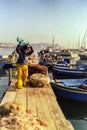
[0,47,87,130]
[0,48,15,101]
[57,96,87,130]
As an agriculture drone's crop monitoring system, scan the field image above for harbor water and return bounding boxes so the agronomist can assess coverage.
[0,48,14,101]
[0,47,87,130]
[57,96,87,130]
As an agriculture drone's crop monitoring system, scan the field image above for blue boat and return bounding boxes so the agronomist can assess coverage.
[51,78,87,102]
[52,64,87,79]
[78,51,87,60]
[0,60,8,73]
[0,69,6,74]
[39,59,68,72]
[77,60,87,67]
[0,61,7,67]
[0,58,9,74]
[39,61,53,72]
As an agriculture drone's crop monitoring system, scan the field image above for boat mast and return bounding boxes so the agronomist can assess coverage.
[81,30,87,50]
[78,35,80,49]
[52,36,54,50]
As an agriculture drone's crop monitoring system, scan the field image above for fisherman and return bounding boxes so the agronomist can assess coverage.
[16,40,34,89]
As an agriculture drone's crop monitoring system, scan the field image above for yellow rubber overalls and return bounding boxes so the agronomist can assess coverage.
[17,64,28,89]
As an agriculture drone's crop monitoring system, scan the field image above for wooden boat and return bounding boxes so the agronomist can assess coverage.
[0,55,9,68]
[76,60,87,66]
[39,61,53,72]
[79,51,87,60]
[0,55,8,61]
[58,49,71,57]
[0,56,9,68]
[0,69,6,74]
[51,78,87,102]
[52,64,87,79]
[0,65,6,74]
[0,58,9,74]
[0,59,7,62]
[0,61,9,72]
[0,61,7,67]
[0,61,12,74]
[39,56,70,72]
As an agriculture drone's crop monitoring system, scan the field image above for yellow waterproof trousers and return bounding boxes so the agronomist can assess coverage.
[17,64,28,88]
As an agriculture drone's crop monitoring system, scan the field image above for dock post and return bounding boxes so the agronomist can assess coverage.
[8,68,13,85]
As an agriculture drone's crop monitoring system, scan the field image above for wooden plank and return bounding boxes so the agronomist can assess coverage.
[0,92,16,105]
[45,92,74,130]
[0,76,74,130]
[27,87,37,116]
[44,87,66,119]
[27,87,74,130]
[31,88,57,130]
[15,87,27,110]
[38,88,57,130]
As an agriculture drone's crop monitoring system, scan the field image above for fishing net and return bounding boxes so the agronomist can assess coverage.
[0,102,47,130]
[29,73,50,87]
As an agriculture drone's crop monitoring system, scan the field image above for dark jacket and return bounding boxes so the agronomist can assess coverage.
[16,45,34,65]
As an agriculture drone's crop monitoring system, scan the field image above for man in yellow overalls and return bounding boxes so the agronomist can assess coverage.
[16,44,34,89]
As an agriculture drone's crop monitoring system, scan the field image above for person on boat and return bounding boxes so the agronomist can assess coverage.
[40,50,46,60]
[16,42,34,89]
[9,50,17,63]
[56,54,63,64]
[39,48,49,61]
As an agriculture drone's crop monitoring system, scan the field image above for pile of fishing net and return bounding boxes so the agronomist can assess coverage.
[29,73,50,87]
[28,64,48,76]
[0,102,47,130]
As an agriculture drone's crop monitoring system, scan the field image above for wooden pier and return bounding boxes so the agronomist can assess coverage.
[0,68,74,130]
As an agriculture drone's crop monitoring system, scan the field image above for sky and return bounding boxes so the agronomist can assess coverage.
[0,0,87,48]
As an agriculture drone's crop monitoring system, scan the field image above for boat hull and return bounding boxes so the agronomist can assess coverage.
[39,61,53,72]
[0,69,6,74]
[52,65,87,79]
[51,79,87,102]
[79,53,87,60]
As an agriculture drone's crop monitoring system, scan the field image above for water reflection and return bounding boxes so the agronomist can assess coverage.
[57,96,87,119]
[0,72,8,102]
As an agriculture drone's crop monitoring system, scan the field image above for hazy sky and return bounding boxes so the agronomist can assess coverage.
[0,0,87,48]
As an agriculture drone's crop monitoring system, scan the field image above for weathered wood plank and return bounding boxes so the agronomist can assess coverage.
[15,87,27,110]
[0,75,74,130]
[38,88,57,130]
[27,87,67,130]
[0,92,16,105]
[27,87,37,116]
[45,93,74,130]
